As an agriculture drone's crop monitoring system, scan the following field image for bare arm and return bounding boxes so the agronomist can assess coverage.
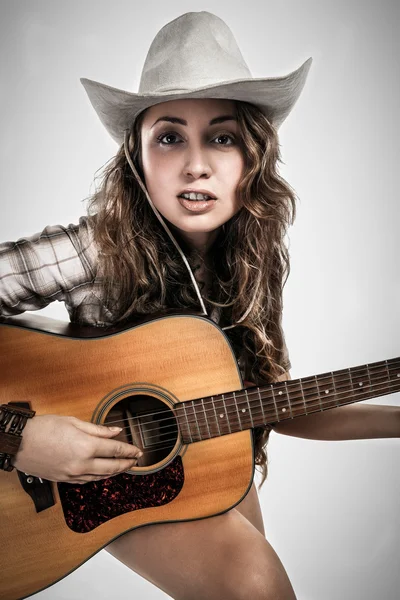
[272,372,400,440]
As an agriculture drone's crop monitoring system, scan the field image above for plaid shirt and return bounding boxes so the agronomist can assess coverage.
[0,217,116,326]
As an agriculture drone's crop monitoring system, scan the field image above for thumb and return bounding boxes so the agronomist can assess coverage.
[74,419,123,438]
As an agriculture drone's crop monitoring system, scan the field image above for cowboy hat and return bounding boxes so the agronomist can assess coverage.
[81,11,312,144]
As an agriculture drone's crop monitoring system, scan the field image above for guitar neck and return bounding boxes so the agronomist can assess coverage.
[176,357,400,443]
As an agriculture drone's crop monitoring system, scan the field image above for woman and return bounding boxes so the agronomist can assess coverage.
[1,12,398,600]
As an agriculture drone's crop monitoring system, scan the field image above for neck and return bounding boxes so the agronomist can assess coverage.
[174,357,400,444]
[174,228,220,258]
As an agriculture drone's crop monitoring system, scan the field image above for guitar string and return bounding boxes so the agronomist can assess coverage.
[105,377,400,446]
[106,373,400,440]
[102,360,400,429]
[105,367,400,430]
[127,388,400,456]
[104,366,400,441]
[181,372,400,425]
[103,359,400,429]
[127,382,399,446]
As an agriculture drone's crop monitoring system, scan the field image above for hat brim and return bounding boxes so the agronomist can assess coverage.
[81,57,312,145]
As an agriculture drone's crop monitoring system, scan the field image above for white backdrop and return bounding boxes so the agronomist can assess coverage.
[1,1,399,599]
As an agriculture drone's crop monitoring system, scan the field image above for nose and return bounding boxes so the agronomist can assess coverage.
[183,143,212,179]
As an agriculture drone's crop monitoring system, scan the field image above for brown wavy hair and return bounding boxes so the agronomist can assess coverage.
[87,100,297,489]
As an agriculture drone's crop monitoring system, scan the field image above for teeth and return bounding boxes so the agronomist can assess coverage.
[181,192,212,200]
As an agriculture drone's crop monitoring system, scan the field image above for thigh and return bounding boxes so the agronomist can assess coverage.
[233,480,265,536]
[106,483,296,600]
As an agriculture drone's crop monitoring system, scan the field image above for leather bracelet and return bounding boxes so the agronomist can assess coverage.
[0,404,36,472]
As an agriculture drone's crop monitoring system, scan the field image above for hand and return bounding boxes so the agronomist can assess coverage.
[11,415,143,484]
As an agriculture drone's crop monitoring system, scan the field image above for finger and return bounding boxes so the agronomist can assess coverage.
[95,438,143,460]
[87,457,140,476]
[73,418,123,438]
[67,457,140,483]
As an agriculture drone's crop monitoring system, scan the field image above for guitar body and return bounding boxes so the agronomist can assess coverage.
[0,314,254,600]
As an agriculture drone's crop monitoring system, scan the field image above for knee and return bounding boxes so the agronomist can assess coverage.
[229,566,297,600]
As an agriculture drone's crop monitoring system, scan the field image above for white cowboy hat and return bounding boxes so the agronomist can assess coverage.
[81,11,312,145]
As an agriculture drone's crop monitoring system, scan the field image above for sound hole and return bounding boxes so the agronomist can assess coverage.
[103,395,178,467]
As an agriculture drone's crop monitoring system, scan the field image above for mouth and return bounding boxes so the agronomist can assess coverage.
[177,195,217,213]
[178,190,217,201]
[177,190,217,213]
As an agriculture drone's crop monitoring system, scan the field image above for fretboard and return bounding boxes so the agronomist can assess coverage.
[175,357,400,444]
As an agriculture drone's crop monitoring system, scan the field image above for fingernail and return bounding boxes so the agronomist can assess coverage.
[137,452,143,458]
[109,426,122,432]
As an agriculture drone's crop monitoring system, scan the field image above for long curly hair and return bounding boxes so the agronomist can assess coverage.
[87,100,297,489]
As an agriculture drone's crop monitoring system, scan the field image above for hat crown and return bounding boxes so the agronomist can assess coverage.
[139,12,252,94]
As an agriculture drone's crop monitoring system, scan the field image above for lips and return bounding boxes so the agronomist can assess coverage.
[177,196,216,213]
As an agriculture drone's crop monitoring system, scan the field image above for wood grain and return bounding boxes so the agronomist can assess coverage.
[0,315,254,600]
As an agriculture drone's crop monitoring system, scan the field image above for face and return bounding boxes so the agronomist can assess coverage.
[140,98,244,251]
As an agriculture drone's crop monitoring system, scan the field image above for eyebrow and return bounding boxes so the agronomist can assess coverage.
[151,115,236,128]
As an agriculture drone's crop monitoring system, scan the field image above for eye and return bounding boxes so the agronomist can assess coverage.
[213,134,235,146]
[155,132,236,146]
[156,132,182,145]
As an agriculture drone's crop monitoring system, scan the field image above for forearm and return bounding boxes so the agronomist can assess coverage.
[271,403,400,441]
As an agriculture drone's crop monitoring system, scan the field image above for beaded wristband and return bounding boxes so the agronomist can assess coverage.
[0,404,36,472]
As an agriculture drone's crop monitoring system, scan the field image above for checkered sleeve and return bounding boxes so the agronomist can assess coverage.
[0,216,98,317]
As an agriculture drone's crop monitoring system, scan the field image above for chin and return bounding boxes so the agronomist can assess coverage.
[179,223,223,234]
[166,217,223,234]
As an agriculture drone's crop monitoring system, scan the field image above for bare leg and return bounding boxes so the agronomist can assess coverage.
[106,482,296,600]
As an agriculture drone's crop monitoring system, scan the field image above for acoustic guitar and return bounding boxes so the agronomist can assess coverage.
[0,313,399,600]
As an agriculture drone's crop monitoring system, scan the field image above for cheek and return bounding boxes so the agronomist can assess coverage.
[142,151,171,192]
[221,154,244,192]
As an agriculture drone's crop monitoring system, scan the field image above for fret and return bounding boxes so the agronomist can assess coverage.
[201,398,212,439]
[276,384,290,419]
[233,391,253,430]
[331,372,339,407]
[314,375,322,411]
[260,390,278,425]
[191,400,202,441]
[385,360,391,391]
[299,378,308,415]
[348,368,355,403]
[257,387,266,424]
[174,404,187,443]
[294,376,320,416]
[271,382,291,420]
[332,368,352,407]
[213,394,230,436]
[222,395,232,433]
[316,372,338,411]
[184,401,199,442]
[182,403,193,443]
[270,385,280,422]
[366,364,372,392]
[284,382,293,418]
[245,389,255,427]
[211,396,222,437]
[369,361,390,397]
[206,396,220,438]
[233,391,243,431]
[199,397,214,439]
[386,359,400,393]
[349,365,372,402]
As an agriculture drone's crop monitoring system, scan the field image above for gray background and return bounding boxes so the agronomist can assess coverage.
[0,1,399,599]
